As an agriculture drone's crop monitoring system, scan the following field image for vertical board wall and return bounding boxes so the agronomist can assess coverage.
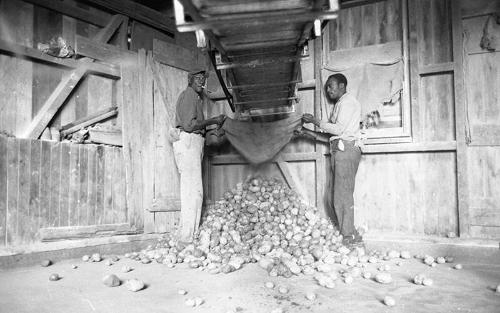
[0,0,130,247]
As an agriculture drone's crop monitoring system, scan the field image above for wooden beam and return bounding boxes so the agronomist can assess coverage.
[39,223,137,242]
[361,141,457,154]
[177,0,227,54]
[298,79,316,90]
[228,80,300,90]
[217,55,309,70]
[177,10,339,32]
[224,39,298,51]
[0,39,120,78]
[419,62,455,75]
[92,14,127,43]
[221,30,302,46]
[210,152,321,165]
[340,0,385,9]
[22,0,109,27]
[60,107,118,137]
[276,157,309,202]
[452,3,470,237]
[83,0,175,34]
[76,35,136,62]
[22,65,89,139]
[237,97,297,107]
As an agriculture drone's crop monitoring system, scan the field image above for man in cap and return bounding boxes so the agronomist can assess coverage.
[172,68,225,242]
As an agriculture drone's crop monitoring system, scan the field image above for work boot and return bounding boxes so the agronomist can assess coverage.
[341,229,363,246]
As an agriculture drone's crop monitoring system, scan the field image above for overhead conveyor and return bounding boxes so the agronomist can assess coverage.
[172,0,341,114]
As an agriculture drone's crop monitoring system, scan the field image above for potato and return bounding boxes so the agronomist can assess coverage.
[375,273,392,284]
[422,278,433,286]
[454,264,463,270]
[265,281,275,289]
[383,296,396,306]
[49,273,60,281]
[102,274,120,287]
[305,292,316,300]
[125,279,145,292]
[41,260,52,267]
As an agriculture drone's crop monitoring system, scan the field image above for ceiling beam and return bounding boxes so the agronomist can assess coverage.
[23,0,109,27]
[82,0,176,35]
[176,10,339,32]
[228,81,301,90]
[216,55,309,70]
[236,97,298,106]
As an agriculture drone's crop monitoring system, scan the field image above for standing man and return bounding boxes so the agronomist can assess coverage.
[172,68,225,243]
[302,73,362,245]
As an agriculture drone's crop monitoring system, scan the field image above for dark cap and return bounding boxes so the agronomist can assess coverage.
[188,68,208,78]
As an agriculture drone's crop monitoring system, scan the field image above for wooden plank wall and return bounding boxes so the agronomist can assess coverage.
[0,137,127,246]
[461,0,500,239]
[0,1,131,246]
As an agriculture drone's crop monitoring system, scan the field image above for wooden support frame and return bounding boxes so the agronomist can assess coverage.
[21,14,126,139]
[0,39,120,78]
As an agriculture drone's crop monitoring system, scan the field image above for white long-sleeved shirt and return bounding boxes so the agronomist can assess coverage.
[319,93,361,141]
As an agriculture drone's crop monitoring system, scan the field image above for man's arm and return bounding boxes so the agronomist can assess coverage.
[184,115,226,132]
[302,104,356,136]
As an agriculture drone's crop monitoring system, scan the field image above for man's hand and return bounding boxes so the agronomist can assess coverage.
[302,113,316,124]
[216,114,226,125]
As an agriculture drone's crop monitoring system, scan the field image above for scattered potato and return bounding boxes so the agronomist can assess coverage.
[41,260,52,267]
[422,278,433,286]
[454,264,463,270]
[383,296,396,306]
[375,273,392,284]
[265,282,275,289]
[102,274,120,287]
[49,273,60,281]
[178,289,187,295]
[305,292,316,300]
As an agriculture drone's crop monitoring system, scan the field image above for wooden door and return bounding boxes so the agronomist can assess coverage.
[461,0,500,238]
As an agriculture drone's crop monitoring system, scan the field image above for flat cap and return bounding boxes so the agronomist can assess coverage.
[188,68,209,78]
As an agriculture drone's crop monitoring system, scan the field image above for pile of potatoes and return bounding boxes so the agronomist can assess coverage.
[124,177,458,287]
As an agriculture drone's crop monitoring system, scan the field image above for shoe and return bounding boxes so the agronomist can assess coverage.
[342,231,363,246]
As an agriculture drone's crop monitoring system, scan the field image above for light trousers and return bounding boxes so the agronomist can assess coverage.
[172,131,204,242]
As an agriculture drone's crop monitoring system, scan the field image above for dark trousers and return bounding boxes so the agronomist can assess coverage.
[330,140,361,237]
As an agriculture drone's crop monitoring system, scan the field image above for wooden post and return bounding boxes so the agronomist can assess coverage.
[451,3,470,237]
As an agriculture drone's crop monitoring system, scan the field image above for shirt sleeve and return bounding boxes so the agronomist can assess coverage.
[175,89,199,132]
[319,101,357,136]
